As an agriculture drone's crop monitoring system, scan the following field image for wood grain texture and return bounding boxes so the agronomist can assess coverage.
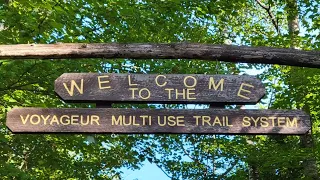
[6,108,311,135]
[0,43,319,67]
[54,73,265,104]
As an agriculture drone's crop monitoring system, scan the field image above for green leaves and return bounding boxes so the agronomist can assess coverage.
[0,0,320,179]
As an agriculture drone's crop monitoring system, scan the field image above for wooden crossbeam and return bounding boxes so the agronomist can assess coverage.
[0,43,319,68]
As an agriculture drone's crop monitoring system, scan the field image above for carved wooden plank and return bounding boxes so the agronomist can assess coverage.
[54,73,265,104]
[6,108,311,135]
[0,43,319,68]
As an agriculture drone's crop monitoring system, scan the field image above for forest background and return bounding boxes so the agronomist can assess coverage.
[0,0,319,179]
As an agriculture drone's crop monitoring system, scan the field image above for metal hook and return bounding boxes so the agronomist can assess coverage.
[215,60,219,74]
[111,133,117,138]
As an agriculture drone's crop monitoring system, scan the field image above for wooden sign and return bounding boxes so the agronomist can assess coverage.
[7,108,310,134]
[55,73,265,104]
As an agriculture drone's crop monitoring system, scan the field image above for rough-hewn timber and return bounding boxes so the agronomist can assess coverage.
[0,43,319,67]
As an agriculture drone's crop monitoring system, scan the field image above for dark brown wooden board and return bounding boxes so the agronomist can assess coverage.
[6,108,310,135]
[55,73,265,104]
[0,43,319,68]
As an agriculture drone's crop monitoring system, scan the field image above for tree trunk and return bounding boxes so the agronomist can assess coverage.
[299,105,319,179]
[285,0,319,178]
[301,130,319,179]
[249,165,259,180]
[286,0,300,49]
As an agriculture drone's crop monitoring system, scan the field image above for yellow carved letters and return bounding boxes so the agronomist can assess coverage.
[186,88,196,100]
[175,89,186,99]
[140,115,149,125]
[212,116,222,126]
[123,116,131,126]
[251,117,260,126]
[112,115,123,125]
[208,77,224,91]
[30,115,40,125]
[50,116,59,125]
[139,88,151,100]
[176,116,185,126]
[129,88,151,99]
[242,116,251,127]
[260,117,269,127]
[129,88,138,99]
[167,116,176,126]
[193,116,201,126]
[98,75,111,89]
[128,75,138,86]
[241,116,300,128]
[165,88,174,99]
[277,117,286,126]
[19,114,101,126]
[202,116,211,126]
[158,116,166,126]
[60,115,70,125]
[155,75,167,87]
[91,115,100,125]
[71,115,79,125]
[226,117,233,126]
[269,116,276,126]
[237,83,254,100]
[20,114,29,125]
[286,117,298,127]
[41,115,50,125]
[63,79,84,96]
[184,76,197,88]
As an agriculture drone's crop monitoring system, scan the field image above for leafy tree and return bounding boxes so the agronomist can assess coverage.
[0,0,319,179]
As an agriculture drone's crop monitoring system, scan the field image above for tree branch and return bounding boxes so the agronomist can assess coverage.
[255,0,269,9]
[4,61,38,90]
[0,66,64,92]
[177,142,212,173]
[217,159,239,180]
[255,0,280,34]
[31,2,60,34]
[154,163,173,179]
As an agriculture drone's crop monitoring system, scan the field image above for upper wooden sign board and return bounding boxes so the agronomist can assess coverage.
[55,73,265,104]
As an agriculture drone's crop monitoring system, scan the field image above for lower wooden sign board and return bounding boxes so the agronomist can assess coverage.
[7,108,310,135]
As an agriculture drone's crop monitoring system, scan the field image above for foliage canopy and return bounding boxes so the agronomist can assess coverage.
[0,0,319,179]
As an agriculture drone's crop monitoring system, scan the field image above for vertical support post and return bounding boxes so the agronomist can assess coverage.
[209,103,225,178]
[209,103,225,109]
[96,102,112,108]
